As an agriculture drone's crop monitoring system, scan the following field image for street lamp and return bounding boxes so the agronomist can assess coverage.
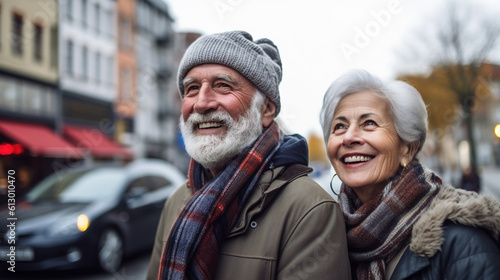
[495,124,500,138]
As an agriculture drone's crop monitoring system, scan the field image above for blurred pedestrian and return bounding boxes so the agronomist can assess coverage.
[319,69,500,280]
[147,30,351,280]
[459,166,480,192]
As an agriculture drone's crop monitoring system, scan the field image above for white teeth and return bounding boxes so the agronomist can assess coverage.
[198,122,222,129]
[344,156,372,163]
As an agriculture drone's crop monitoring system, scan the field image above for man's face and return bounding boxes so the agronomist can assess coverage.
[180,64,266,172]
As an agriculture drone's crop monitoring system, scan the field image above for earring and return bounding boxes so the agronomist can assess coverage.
[402,162,407,169]
[330,173,339,196]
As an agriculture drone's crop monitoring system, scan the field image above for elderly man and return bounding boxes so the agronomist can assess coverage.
[146,30,350,280]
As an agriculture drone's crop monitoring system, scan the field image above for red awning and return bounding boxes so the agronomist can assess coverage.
[63,125,133,159]
[0,120,82,158]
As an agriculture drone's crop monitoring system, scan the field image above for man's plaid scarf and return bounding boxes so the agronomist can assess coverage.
[158,121,281,280]
[339,158,441,280]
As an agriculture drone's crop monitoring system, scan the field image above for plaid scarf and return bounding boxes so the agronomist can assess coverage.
[158,121,281,280]
[339,158,441,280]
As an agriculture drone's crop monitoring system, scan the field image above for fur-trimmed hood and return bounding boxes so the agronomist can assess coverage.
[410,184,500,257]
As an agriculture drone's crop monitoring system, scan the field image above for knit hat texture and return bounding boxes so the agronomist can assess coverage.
[177,30,283,115]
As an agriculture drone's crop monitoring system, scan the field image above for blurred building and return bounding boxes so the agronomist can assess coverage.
[0,0,81,196]
[133,0,176,162]
[58,0,133,162]
[115,0,137,153]
[0,0,192,197]
[166,31,202,172]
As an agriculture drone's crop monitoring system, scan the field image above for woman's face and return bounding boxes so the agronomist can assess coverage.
[327,91,410,202]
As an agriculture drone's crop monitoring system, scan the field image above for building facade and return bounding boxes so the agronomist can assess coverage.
[0,0,58,125]
[58,0,116,130]
[0,0,76,196]
[58,0,133,161]
[134,0,178,163]
[167,31,202,172]
[0,0,190,197]
[115,0,137,148]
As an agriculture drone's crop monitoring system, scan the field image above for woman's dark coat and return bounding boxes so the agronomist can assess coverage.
[391,185,500,280]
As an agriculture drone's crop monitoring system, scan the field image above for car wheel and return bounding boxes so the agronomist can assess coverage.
[97,228,123,273]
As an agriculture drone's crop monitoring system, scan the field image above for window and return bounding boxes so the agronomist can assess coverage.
[149,5,155,33]
[39,88,52,116]
[81,0,87,28]
[121,68,132,101]
[145,4,152,31]
[50,26,57,68]
[119,17,132,50]
[0,74,56,116]
[105,10,113,39]
[43,88,56,116]
[137,40,147,69]
[66,0,73,21]
[11,14,23,55]
[82,46,88,80]
[66,40,73,76]
[137,1,149,31]
[0,75,18,110]
[107,56,114,86]
[33,24,43,61]
[124,175,173,208]
[126,176,172,194]
[21,82,42,113]
[95,52,101,84]
[136,1,143,30]
[94,3,100,35]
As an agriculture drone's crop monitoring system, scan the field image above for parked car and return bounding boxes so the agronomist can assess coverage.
[0,159,186,273]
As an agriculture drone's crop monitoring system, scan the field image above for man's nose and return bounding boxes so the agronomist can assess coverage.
[194,84,218,113]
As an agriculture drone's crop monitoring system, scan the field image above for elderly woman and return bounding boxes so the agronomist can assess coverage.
[319,69,500,280]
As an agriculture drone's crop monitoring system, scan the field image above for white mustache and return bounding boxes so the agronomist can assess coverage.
[185,111,234,130]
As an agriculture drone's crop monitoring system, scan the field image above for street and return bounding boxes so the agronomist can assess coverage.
[0,250,150,280]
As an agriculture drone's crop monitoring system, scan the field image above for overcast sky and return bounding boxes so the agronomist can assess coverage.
[164,0,500,138]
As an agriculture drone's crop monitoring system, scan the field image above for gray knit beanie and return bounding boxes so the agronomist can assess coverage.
[177,30,283,115]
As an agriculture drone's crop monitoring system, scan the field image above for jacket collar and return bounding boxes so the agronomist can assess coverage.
[410,183,500,257]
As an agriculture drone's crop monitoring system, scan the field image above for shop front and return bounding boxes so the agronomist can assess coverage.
[0,120,83,204]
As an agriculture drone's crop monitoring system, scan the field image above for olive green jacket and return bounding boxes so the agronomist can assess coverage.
[146,165,351,280]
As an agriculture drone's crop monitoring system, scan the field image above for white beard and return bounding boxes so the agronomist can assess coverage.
[180,92,265,170]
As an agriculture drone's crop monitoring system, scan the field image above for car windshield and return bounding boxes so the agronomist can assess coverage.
[26,168,126,203]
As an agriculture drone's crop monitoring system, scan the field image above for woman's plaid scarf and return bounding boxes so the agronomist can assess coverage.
[339,158,441,280]
[158,121,281,280]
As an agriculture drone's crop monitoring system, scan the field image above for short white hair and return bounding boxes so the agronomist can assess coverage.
[319,69,428,154]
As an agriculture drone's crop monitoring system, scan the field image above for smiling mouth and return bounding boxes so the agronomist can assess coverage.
[198,121,224,129]
[342,155,373,164]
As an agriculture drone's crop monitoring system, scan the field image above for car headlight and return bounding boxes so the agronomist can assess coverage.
[46,214,91,237]
[77,214,90,232]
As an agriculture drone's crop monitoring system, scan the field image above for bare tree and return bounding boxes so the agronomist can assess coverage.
[398,0,500,174]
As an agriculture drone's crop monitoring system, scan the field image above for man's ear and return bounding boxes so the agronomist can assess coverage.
[261,97,276,127]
